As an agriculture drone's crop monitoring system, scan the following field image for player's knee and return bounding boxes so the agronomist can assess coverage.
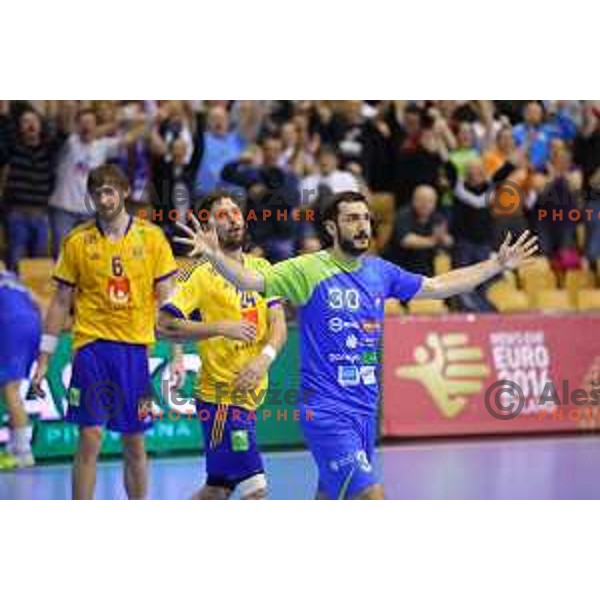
[238,473,268,500]
[78,427,103,458]
[352,484,384,500]
[121,434,146,464]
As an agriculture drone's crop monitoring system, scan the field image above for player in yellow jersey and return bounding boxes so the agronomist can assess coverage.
[159,191,287,499]
[30,165,182,499]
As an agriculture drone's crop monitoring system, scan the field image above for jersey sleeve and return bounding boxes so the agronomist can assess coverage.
[251,256,310,307]
[160,264,205,320]
[247,257,283,308]
[382,258,424,302]
[53,235,79,287]
[152,229,178,283]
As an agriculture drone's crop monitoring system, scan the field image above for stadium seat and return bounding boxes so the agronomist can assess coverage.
[434,251,451,275]
[487,282,531,313]
[576,289,600,312]
[384,299,404,315]
[563,269,595,304]
[534,290,575,313]
[521,269,558,302]
[407,298,448,315]
[518,256,552,275]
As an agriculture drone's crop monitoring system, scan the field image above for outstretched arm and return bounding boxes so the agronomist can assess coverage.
[415,231,538,300]
[173,214,266,293]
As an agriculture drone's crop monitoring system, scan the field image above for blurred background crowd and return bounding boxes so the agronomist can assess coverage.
[2,99,600,313]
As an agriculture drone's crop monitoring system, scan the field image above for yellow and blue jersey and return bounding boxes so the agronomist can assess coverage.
[53,217,178,350]
[162,255,280,409]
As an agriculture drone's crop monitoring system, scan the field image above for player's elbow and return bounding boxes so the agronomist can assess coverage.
[240,272,266,294]
[418,276,451,299]
[157,311,181,337]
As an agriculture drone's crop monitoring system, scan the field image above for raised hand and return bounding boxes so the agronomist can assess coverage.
[173,212,219,258]
[497,230,539,271]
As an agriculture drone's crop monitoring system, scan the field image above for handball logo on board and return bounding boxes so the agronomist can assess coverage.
[395,332,490,418]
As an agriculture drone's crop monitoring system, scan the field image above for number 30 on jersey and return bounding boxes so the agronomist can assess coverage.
[328,288,360,310]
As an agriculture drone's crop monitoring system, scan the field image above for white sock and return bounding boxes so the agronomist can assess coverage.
[12,426,33,455]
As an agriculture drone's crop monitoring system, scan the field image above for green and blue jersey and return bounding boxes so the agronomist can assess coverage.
[255,251,423,415]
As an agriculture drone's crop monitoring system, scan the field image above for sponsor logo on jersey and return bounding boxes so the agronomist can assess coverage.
[328,317,344,333]
[346,334,359,350]
[328,317,361,333]
[362,350,379,365]
[328,353,361,364]
[338,365,361,386]
[361,320,382,334]
[360,366,377,386]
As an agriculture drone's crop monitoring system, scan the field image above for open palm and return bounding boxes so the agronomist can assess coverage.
[174,213,220,258]
[497,230,539,270]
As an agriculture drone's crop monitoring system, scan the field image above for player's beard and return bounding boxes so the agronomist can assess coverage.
[97,202,126,224]
[339,233,370,257]
[219,228,245,251]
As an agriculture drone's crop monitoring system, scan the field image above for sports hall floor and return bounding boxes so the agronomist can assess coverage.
[1,436,599,499]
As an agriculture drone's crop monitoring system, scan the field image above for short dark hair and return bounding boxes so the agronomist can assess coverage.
[319,191,370,246]
[196,190,245,216]
[321,191,369,224]
[87,164,130,195]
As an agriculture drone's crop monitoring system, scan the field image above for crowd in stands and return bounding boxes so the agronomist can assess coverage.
[2,100,600,312]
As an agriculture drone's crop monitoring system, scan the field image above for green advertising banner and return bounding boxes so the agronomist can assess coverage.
[0,327,303,461]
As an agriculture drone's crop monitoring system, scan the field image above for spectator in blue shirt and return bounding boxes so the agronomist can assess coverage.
[513,101,577,171]
[193,105,247,195]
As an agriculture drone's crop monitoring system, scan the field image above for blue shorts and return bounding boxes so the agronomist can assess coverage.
[0,312,41,387]
[300,405,379,499]
[197,400,264,490]
[66,340,154,434]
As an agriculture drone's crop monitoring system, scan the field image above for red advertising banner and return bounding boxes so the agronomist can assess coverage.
[382,314,600,437]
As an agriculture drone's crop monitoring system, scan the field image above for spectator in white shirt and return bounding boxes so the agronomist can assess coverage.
[300,146,359,204]
[49,108,146,256]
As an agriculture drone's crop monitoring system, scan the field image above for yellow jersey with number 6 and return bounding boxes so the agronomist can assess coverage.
[53,217,178,350]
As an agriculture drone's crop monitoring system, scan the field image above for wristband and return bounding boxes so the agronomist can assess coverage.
[40,334,58,355]
[261,344,277,362]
